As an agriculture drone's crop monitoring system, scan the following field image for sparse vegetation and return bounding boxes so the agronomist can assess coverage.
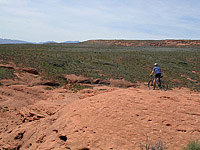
[0,67,15,80]
[183,140,200,150]
[69,83,93,92]
[45,87,53,90]
[0,43,199,90]
[140,136,166,150]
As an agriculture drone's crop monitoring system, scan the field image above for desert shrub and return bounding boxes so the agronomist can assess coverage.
[183,140,200,150]
[140,137,166,150]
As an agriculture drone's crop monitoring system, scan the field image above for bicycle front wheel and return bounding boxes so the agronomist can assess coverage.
[160,81,168,91]
[148,80,154,90]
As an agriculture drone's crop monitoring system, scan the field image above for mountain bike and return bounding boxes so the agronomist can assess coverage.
[148,75,168,91]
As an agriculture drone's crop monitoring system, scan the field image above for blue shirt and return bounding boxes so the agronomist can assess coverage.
[153,66,161,74]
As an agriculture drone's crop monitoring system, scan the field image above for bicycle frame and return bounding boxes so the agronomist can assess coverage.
[148,75,168,91]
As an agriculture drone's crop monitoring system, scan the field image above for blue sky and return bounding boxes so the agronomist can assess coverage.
[0,0,200,42]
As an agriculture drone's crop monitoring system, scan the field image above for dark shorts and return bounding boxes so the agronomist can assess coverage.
[154,73,161,79]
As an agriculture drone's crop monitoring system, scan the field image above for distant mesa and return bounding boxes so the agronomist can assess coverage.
[84,39,200,47]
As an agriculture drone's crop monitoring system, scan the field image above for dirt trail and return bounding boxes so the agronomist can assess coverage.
[0,67,199,150]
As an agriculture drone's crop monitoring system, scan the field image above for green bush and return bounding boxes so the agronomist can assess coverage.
[183,140,200,150]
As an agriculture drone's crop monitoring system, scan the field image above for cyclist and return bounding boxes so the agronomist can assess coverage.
[150,63,162,89]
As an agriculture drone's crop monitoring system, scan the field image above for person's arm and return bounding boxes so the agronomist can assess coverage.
[150,70,154,76]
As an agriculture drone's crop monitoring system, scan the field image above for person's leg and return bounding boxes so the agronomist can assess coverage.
[153,77,156,89]
[158,74,161,87]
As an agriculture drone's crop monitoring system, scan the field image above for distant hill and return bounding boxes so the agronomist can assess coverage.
[2,38,200,47]
[84,40,200,47]
[62,41,80,43]
[39,41,58,44]
[41,41,80,44]
[0,38,80,44]
[0,38,31,44]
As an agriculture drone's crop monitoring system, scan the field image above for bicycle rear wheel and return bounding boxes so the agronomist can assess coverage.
[148,80,154,90]
[160,81,168,91]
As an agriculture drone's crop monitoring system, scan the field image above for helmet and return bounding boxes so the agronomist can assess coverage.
[154,63,158,66]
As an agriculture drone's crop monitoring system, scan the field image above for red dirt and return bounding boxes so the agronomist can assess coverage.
[0,67,200,150]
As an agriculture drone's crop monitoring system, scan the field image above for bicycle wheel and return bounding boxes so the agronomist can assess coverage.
[160,80,168,91]
[148,80,154,90]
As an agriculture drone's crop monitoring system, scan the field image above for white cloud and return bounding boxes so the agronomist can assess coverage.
[0,0,200,41]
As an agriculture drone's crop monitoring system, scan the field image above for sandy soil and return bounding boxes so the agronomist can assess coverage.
[0,66,199,150]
